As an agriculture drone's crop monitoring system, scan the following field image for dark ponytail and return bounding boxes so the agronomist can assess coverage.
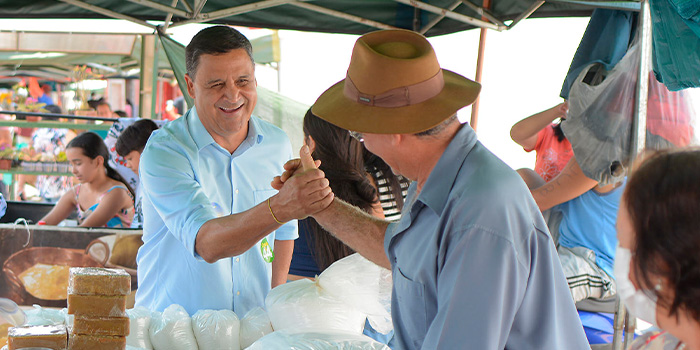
[67,132,135,197]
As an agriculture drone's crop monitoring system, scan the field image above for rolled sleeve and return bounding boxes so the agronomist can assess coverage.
[140,139,217,260]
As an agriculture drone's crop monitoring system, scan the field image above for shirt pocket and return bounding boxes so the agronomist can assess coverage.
[253,189,277,206]
[394,266,428,346]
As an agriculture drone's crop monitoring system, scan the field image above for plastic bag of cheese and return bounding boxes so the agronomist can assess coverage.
[149,304,198,350]
[247,329,391,350]
[265,278,366,334]
[238,307,273,349]
[317,254,393,334]
[127,306,153,349]
[192,309,240,350]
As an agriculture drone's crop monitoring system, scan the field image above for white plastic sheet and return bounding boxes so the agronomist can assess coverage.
[265,278,366,334]
[149,304,198,350]
[192,309,241,350]
[317,254,393,334]
[247,329,391,350]
[127,306,153,349]
[239,307,273,349]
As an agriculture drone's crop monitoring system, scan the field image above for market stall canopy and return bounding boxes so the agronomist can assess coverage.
[0,31,172,82]
[0,30,280,82]
[0,0,641,37]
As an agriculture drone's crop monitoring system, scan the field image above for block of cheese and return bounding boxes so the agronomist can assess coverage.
[8,324,67,350]
[68,334,126,350]
[67,294,127,317]
[71,316,130,336]
[68,267,131,295]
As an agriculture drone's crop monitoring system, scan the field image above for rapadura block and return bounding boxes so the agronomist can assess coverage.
[68,334,126,350]
[71,316,130,336]
[67,294,127,317]
[68,267,131,295]
[8,324,67,350]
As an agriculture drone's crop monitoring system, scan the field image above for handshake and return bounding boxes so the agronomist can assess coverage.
[267,145,334,223]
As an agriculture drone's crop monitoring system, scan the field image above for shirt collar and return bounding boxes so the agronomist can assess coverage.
[188,107,264,152]
[416,123,478,215]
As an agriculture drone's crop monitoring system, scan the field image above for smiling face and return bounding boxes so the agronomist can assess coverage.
[67,147,102,183]
[185,49,257,146]
[123,150,141,175]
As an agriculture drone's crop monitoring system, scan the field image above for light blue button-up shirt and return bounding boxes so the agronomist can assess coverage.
[384,123,590,350]
[135,108,297,317]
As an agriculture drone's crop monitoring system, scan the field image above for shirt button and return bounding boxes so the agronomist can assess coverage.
[235,258,239,263]
[235,189,239,194]
[236,291,240,296]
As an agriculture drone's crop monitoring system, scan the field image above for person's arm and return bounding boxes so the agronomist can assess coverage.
[40,188,76,225]
[142,141,332,264]
[273,150,390,269]
[195,168,332,263]
[530,155,597,211]
[271,239,294,288]
[78,188,131,227]
[510,102,567,150]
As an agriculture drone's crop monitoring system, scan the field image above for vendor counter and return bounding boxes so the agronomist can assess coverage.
[0,224,141,309]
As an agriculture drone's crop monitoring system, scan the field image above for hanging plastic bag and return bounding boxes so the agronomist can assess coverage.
[247,329,391,350]
[127,306,153,349]
[564,36,697,185]
[265,278,366,335]
[191,309,240,350]
[149,304,199,350]
[239,307,273,349]
[317,254,393,334]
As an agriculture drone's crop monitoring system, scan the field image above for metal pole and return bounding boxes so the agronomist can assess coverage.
[630,0,652,163]
[469,0,492,131]
[139,34,156,119]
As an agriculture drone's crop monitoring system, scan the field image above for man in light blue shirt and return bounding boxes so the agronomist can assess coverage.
[136,26,333,317]
[276,29,590,349]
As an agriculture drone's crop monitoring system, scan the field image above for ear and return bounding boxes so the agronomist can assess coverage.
[389,134,403,147]
[305,135,316,155]
[94,155,105,167]
[185,73,196,99]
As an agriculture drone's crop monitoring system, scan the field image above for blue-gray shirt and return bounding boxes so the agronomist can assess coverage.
[385,124,589,349]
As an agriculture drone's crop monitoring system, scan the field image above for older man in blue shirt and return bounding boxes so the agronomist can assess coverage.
[276,29,590,349]
[136,26,333,317]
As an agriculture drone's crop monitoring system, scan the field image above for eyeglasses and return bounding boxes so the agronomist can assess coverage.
[348,130,364,142]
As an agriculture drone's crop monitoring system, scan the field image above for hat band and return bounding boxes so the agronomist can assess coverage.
[343,70,444,108]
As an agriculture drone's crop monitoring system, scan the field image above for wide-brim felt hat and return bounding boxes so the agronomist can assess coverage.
[312,29,481,134]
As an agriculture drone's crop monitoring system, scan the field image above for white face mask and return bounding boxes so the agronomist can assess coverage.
[614,245,659,325]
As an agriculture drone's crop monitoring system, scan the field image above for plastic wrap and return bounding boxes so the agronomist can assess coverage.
[317,254,393,334]
[564,39,698,185]
[191,309,240,350]
[149,304,198,350]
[67,294,127,317]
[71,316,130,336]
[239,307,273,349]
[7,324,67,350]
[126,306,153,349]
[68,267,131,296]
[23,304,64,326]
[69,333,126,350]
[265,278,366,335]
[247,329,391,350]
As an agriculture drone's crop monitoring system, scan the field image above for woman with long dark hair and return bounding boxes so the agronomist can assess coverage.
[41,132,134,228]
[289,109,384,275]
